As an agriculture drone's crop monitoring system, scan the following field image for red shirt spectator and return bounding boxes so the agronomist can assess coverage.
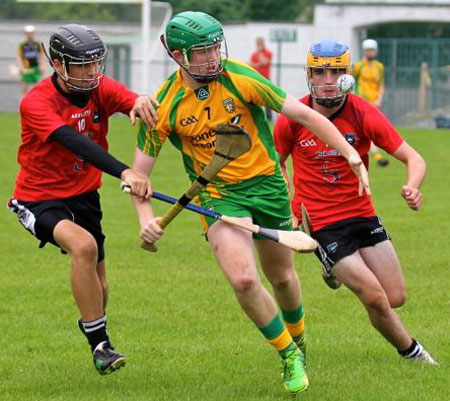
[250,37,272,79]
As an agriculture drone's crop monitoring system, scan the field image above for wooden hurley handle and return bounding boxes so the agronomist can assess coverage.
[141,241,157,252]
[158,203,185,229]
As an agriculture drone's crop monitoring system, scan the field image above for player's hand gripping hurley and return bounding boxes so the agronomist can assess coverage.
[124,123,252,251]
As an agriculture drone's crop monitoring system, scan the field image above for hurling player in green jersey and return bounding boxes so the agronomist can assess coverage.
[17,25,45,94]
[131,11,370,395]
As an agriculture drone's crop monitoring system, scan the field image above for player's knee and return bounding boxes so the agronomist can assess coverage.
[362,288,390,313]
[269,268,296,290]
[389,289,407,308]
[71,236,98,262]
[231,273,259,293]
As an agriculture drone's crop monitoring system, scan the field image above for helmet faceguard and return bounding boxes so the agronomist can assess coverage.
[162,11,228,84]
[45,24,107,92]
[306,40,351,108]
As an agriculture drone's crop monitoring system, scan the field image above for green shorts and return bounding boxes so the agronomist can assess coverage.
[21,66,42,84]
[196,172,293,239]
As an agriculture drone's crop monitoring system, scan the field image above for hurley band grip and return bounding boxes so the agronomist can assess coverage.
[178,175,210,207]
[196,175,210,186]
[178,194,191,207]
[214,151,235,161]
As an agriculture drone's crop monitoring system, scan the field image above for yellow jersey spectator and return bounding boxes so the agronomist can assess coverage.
[354,39,389,166]
[353,39,384,106]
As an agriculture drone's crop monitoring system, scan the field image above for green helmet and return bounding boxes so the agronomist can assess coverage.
[166,11,224,53]
[164,11,226,83]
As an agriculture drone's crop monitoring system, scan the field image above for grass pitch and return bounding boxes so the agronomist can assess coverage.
[1,113,449,400]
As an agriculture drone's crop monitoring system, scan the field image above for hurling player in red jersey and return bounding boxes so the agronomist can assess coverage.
[274,40,437,365]
[8,24,158,375]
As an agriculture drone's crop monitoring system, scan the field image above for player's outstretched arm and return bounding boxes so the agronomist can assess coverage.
[50,126,151,199]
[130,148,164,244]
[392,141,426,211]
[280,93,371,196]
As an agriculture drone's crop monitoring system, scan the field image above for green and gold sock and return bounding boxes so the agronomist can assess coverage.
[281,306,305,351]
[258,314,297,358]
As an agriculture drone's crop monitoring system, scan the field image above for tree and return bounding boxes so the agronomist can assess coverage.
[170,0,251,22]
[0,0,321,22]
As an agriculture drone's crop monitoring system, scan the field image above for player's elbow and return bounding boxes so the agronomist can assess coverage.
[408,152,426,174]
[417,153,426,172]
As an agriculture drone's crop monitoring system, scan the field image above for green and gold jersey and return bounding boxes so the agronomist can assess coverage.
[137,58,287,191]
[353,59,384,103]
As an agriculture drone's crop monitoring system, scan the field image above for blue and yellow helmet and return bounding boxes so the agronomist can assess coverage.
[307,40,351,73]
[306,40,352,107]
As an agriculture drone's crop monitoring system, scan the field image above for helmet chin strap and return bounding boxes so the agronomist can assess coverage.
[190,72,220,84]
[306,70,347,109]
[315,95,345,108]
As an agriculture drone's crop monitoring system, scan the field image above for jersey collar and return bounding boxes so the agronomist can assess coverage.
[51,73,91,108]
[309,94,348,121]
[328,95,348,121]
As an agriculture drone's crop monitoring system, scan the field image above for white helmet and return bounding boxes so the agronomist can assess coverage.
[362,39,378,50]
[24,25,35,33]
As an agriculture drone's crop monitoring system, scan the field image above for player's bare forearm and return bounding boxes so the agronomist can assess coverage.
[405,155,426,190]
[131,148,157,225]
[392,142,427,189]
[132,195,155,226]
[392,141,426,210]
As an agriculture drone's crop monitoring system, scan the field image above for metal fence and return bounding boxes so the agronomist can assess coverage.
[377,38,450,124]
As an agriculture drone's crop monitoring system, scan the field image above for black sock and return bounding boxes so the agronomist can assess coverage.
[398,339,422,358]
[81,315,110,352]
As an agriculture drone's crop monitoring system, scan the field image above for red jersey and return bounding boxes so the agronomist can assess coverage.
[250,49,272,79]
[14,75,138,201]
[274,94,404,231]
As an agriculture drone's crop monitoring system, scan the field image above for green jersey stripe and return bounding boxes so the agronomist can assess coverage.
[169,86,186,133]
[156,71,178,104]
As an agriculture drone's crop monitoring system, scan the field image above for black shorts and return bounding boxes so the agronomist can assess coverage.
[313,216,390,272]
[8,191,105,262]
